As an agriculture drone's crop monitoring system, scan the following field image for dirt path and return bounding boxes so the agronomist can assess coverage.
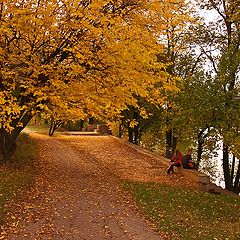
[2,133,195,240]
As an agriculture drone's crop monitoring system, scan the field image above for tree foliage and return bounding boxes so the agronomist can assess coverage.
[0,0,182,162]
[177,0,240,192]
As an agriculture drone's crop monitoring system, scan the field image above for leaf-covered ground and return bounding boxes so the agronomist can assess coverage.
[1,133,189,240]
[0,133,37,225]
[4,133,238,240]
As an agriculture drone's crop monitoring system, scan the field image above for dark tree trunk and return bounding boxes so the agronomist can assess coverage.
[233,159,240,194]
[196,128,210,169]
[49,121,55,136]
[118,123,122,138]
[0,130,17,163]
[0,114,32,162]
[49,120,64,136]
[222,143,233,191]
[197,139,204,169]
[125,108,142,145]
[138,127,142,145]
[165,129,172,159]
[128,127,133,143]
[133,110,141,145]
[171,136,178,156]
[231,155,236,182]
[165,129,177,159]
[197,130,205,166]
[133,124,139,145]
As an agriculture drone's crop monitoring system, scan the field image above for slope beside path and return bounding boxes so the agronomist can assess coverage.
[1,133,196,240]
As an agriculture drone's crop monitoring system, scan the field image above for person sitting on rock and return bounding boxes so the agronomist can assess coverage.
[182,149,196,169]
[167,149,183,174]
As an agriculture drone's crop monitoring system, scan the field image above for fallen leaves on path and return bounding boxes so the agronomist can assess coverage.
[60,135,197,188]
[1,134,195,239]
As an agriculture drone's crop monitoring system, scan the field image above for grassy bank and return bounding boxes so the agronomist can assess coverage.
[123,182,240,240]
[0,133,38,224]
[26,124,50,135]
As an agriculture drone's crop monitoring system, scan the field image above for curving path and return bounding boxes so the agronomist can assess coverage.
[1,133,195,240]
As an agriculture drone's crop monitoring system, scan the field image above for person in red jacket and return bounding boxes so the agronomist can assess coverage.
[167,149,183,174]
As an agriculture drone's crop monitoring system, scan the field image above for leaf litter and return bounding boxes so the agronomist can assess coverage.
[0,134,196,239]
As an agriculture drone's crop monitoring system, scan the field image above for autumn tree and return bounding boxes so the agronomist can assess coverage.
[0,0,175,162]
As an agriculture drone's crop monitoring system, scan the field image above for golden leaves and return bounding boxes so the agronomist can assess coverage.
[0,0,192,131]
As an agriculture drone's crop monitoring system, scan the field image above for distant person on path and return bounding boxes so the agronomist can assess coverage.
[182,149,196,169]
[167,149,183,174]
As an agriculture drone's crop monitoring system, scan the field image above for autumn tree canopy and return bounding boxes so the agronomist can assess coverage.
[0,0,179,162]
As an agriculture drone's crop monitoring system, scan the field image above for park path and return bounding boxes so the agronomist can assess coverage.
[1,133,195,240]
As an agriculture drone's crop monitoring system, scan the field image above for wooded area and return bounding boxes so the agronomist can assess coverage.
[0,0,239,194]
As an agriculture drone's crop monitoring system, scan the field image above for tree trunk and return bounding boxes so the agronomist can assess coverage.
[49,120,64,136]
[0,132,17,163]
[49,121,55,136]
[233,159,240,194]
[196,128,210,169]
[118,121,123,138]
[197,139,204,169]
[171,135,178,156]
[231,155,236,182]
[128,126,133,143]
[165,129,172,159]
[133,110,141,145]
[0,129,21,163]
[133,124,140,145]
[0,114,32,163]
[222,143,233,191]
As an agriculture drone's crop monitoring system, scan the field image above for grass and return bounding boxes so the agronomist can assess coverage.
[123,181,240,240]
[26,124,50,135]
[0,133,38,224]
[26,124,66,136]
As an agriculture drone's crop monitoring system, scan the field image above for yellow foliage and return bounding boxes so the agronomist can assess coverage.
[0,0,193,131]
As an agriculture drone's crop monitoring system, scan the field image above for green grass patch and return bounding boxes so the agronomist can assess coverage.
[26,124,66,136]
[26,124,50,135]
[0,133,38,224]
[123,182,240,240]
